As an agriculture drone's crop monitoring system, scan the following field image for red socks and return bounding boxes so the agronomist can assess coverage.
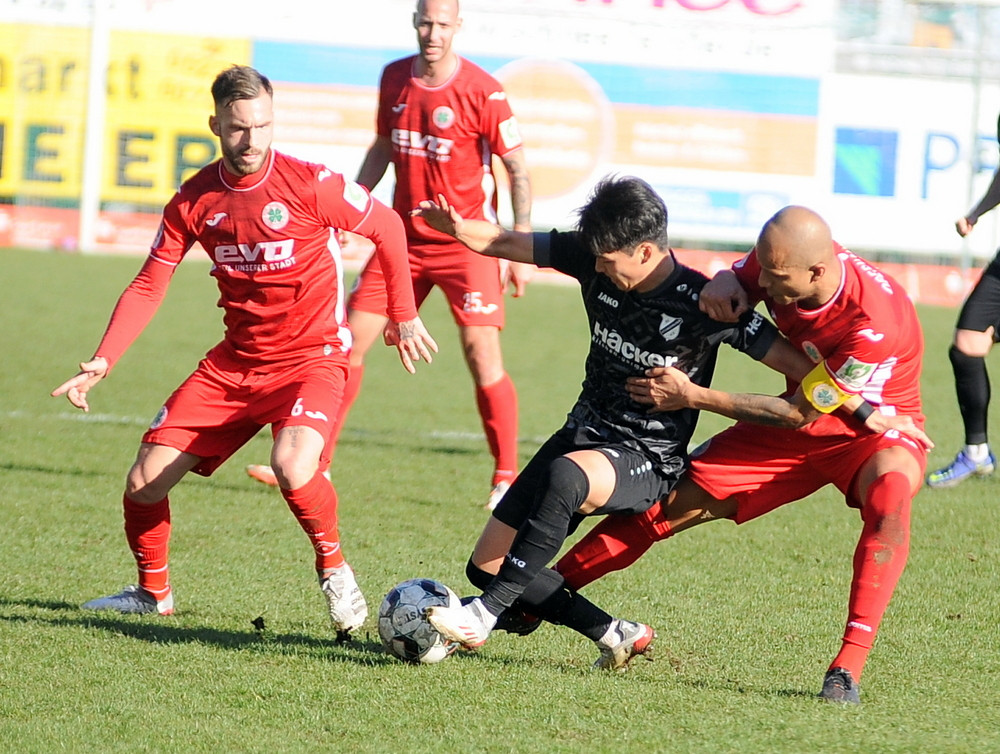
[123,495,171,600]
[330,364,365,451]
[476,373,519,479]
[556,500,672,589]
[832,471,913,680]
[281,472,346,574]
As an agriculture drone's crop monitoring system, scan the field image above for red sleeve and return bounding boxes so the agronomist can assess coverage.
[823,328,892,395]
[92,252,176,369]
[731,247,766,304]
[310,166,417,322]
[355,198,418,322]
[375,64,395,139]
[481,94,522,159]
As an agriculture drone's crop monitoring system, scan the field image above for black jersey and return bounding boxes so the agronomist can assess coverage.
[533,230,779,479]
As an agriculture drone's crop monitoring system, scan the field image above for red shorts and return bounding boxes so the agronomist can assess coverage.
[142,354,347,476]
[349,243,505,328]
[686,423,927,523]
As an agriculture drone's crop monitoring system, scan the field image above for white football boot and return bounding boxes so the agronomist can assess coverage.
[82,585,174,615]
[321,564,368,635]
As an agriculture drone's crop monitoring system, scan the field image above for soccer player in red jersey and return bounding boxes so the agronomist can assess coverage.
[51,66,436,637]
[552,206,928,702]
[283,0,531,511]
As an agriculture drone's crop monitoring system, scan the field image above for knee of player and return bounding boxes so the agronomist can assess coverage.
[860,470,914,526]
[547,456,592,512]
[270,455,321,490]
[466,559,494,589]
[665,482,736,528]
[125,467,173,502]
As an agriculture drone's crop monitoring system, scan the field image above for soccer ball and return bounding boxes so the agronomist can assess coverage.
[378,578,461,664]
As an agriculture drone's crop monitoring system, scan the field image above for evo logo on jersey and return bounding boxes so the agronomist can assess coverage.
[593,320,676,368]
[213,239,295,268]
[391,129,454,158]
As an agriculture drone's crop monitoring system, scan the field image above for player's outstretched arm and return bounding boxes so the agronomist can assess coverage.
[500,149,535,298]
[356,135,393,191]
[627,366,816,427]
[412,195,534,263]
[839,395,934,450]
[959,166,1000,236]
[51,356,110,412]
[382,316,439,374]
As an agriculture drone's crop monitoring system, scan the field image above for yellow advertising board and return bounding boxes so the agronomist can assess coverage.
[0,23,248,206]
[0,24,89,201]
[102,31,249,204]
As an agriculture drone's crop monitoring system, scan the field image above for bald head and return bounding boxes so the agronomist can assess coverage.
[416,0,459,17]
[758,206,834,269]
[754,205,841,308]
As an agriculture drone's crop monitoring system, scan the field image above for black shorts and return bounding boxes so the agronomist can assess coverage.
[957,251,1000,340]
[492,423,677,531]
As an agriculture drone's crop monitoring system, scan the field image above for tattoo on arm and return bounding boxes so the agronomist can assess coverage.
[504,154,532,228]
[721,393,804,428]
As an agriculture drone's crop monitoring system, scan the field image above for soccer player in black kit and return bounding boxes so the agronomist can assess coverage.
[927,112,1000,488]
[413,176,818,668]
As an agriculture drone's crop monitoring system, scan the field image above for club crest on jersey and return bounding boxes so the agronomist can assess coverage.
[149,406,167,430]
[262,202,290,230]
[659,314,683,342]
[802,340,822,363]
[432,106,456,129]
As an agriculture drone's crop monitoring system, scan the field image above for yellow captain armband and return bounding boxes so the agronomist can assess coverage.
[801,361,851,413]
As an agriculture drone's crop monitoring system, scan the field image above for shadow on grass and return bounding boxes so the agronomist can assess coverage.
[0,461,108,478]
[0,595,399,667]
[680,674,819,702]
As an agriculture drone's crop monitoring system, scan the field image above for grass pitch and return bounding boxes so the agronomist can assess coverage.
[1,248,999,753]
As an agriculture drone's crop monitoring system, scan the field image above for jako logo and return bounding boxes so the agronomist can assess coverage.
[391,129,454,157]
[214,239,295,263]
[506,553,526,569]
[597,291,619,308]
[593,321,675,368]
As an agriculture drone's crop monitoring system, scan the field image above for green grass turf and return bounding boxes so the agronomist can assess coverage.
[1,248,998,752]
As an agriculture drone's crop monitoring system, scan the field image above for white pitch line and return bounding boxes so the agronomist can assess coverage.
[8,410,548,444]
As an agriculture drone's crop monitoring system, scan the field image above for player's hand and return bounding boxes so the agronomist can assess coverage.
[699,269,749,322]
[383,316,439,374]
[502,260,535,298]
[956,216,975,237]
[412,194,464,239]
[50,356,109,412]
[626,366,693,412]
[865,412,935,451]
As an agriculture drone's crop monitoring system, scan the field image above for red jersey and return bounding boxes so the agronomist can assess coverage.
[733,242,924,437]
[94,151,416,370]
[376,55,524,247]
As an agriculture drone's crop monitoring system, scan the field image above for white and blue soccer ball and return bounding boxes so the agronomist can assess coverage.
[378,578,461,664]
